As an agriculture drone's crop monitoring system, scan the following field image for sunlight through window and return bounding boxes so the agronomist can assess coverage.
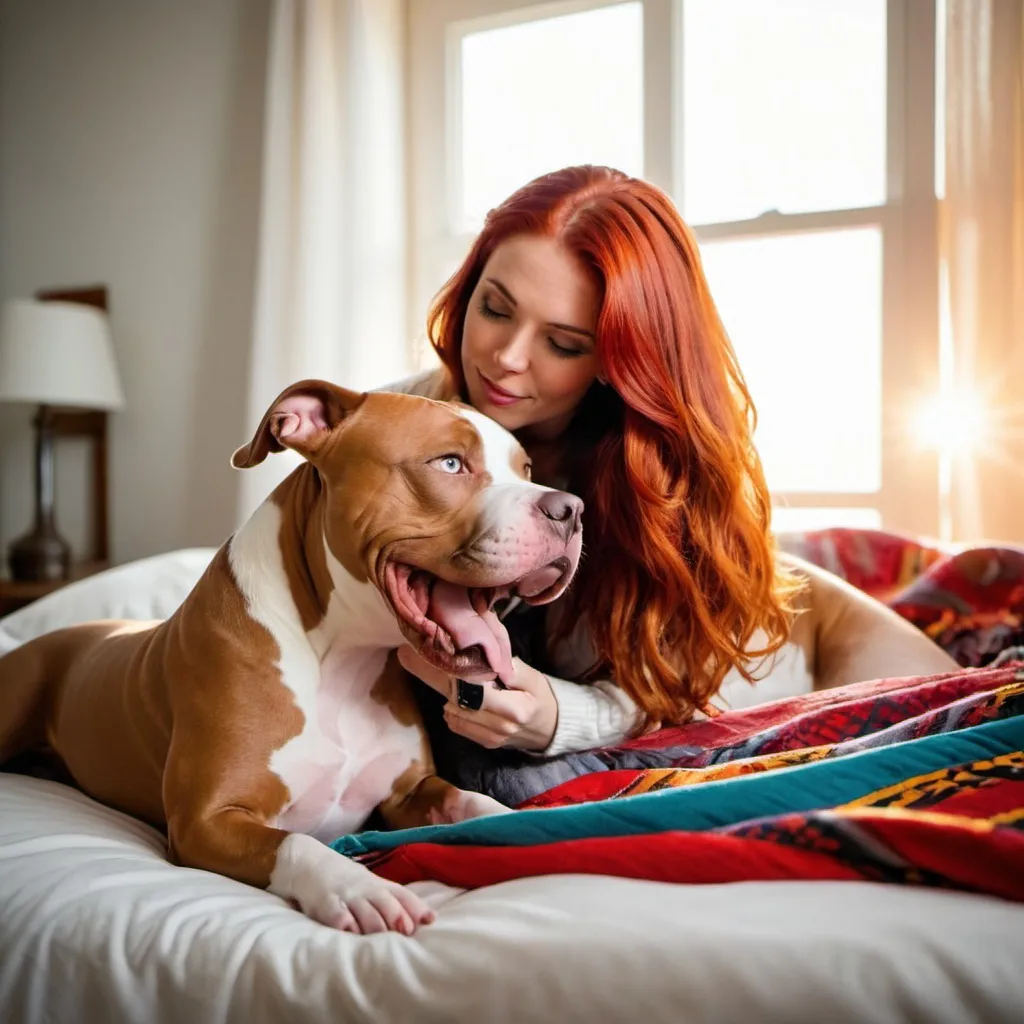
[458,3,643,232]
[700,228,883,494]
[681,0,887,223]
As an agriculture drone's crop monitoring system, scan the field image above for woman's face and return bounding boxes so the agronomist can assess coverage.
[460,234,602,440]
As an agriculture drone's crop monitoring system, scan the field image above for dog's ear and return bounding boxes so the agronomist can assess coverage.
[231,379,365,469]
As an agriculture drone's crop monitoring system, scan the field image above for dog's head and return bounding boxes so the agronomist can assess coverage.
[233,379,583,683]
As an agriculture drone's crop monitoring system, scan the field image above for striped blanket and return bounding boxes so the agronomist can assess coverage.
[330,530,1024,900]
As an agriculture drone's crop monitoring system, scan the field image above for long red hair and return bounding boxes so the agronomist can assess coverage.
[428,165,800,722]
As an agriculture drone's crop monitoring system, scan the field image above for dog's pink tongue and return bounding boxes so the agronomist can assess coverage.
[428,581,514,683]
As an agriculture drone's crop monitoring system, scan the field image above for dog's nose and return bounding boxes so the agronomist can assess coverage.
[535,490,583,536]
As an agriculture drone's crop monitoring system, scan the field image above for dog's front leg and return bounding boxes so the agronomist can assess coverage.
[162,726,434,934]
[374,656,510,830]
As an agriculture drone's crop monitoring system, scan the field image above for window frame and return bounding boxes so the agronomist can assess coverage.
[407,0,941,537]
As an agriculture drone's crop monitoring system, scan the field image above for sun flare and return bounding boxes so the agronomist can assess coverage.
[911,391,988,456]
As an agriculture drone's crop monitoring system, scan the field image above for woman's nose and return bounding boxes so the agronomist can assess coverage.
[495,329,531,372]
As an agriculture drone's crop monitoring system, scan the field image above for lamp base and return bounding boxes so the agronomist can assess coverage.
[8,522,71,582]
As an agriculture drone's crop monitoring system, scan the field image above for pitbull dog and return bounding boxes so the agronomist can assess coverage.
[0,380,583,935]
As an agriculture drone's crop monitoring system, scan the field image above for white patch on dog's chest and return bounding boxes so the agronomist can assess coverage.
[229,503,419,842]
[270,644,421,842]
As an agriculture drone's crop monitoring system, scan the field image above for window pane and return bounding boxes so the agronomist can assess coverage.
[771,506,883,534]
[681,0,887,223]
[699,228,882,493]
[458,3,643,232]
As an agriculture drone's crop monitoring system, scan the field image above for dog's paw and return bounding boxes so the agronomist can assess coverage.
[308,873,434,935]
[458,791,511,819]
[269,833,434,935]
[429,788,511,825]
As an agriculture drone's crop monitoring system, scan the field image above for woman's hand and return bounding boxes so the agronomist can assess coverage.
[396,646,558,752]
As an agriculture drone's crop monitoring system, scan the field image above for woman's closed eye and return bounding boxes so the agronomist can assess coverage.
[478,293,590,357]
[548,337,588,358]
[478,298,509,321]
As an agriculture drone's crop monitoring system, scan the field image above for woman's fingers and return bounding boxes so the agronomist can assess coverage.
[445,704,517,736]
[398,647,555,751]
[443,707,508,748]
[444,694,541,750]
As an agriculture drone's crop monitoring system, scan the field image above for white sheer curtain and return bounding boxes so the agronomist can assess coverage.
[237,0,410,524]
[943,0,1024,542]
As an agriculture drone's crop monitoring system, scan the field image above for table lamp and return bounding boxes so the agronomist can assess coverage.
[0,298,125,581]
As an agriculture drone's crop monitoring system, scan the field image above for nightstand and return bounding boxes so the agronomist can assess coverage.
[0,560,108,618]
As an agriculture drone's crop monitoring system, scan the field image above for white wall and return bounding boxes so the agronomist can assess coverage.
[0,0,270,567]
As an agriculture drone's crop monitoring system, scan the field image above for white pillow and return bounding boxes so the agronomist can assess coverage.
[0,548,216,654]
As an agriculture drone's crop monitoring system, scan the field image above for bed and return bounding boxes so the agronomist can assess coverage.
[2,542,1023,1023]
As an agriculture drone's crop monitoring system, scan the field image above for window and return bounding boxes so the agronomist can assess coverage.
[408,0,941,537]
[458,3,644,231]
[699,228,883,495]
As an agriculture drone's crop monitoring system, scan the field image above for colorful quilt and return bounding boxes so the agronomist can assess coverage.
[779,528,1024,665]
[330,529,1024,900]
[333,661,1024,900]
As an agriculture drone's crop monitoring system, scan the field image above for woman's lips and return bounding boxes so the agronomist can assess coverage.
[479,371,525,407]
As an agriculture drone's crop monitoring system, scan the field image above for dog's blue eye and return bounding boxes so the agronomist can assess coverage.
[435,455,464,474]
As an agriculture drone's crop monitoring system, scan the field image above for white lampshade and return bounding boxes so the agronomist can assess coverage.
[0,298,125,410]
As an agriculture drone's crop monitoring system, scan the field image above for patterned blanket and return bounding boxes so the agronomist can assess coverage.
[780,528,1024,666]
[330,529,1024,899]
[334,662,1024,899]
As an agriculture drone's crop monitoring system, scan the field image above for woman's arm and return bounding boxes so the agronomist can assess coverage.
[541,674,644,756]
[536,600,646,754]
[780,553,958,689]
[395,646,643,756]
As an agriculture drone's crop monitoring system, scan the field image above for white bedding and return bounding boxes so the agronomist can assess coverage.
[2,551,1024,1023]
[2,773,1023,1023]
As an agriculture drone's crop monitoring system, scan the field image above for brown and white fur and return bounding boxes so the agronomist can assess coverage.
[0,380,584,935]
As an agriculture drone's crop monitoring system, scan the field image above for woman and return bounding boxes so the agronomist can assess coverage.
[389,165,956,758]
